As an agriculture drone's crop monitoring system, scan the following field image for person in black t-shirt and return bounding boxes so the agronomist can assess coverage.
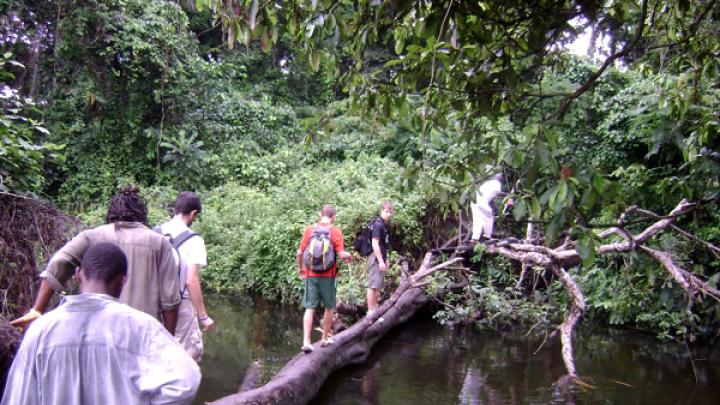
[366,200,394,323]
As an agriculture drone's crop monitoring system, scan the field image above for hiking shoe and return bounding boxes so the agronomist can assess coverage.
[301,344,313,353]
[321,337,335,347]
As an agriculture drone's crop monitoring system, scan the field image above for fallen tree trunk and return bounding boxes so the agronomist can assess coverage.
[210,256,444,405]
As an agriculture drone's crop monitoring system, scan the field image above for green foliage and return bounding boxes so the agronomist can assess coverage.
[4,0,718,343]
[574,248,708,341]
[0,53,63,193]
[200,0,719,240]
[432,259,560,331]
[195,155,425,303]
[47,0,199,202]
[159,130,206,190]
[71,184,178,227]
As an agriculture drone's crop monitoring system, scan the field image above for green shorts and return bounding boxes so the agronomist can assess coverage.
[303,276,336,309]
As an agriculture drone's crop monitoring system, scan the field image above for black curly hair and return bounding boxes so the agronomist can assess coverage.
[105,186,148,225]
[80,242,128,283]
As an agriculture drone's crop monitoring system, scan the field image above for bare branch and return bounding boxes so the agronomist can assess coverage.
[413,256,464,281]
[639,246,691,293]
[551,264,585,376]
[671,224,720,258]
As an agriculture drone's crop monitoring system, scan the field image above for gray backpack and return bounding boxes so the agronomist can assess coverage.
[153,226,198,296]
[302,225,336,272]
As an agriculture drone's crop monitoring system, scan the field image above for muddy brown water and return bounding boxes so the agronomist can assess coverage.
[195,294,720,405]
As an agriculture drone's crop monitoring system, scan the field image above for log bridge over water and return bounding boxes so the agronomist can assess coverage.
[209,198,720,404]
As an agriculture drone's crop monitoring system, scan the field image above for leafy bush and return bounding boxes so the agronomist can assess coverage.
[432,257,561,332]
[195,155,425,304]
[0,54,63,193]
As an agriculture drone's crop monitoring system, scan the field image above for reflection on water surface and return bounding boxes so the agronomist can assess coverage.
[196,295,720,405]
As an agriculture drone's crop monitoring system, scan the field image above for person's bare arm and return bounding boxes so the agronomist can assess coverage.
[338,250,352,264]
[9,279,55,331]
[297,249,306,278]
[371,238,386,271]
[186,264,214,332]
[161,308,178,335]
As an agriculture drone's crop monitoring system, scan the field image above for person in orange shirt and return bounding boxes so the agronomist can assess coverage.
[296,204,352,353]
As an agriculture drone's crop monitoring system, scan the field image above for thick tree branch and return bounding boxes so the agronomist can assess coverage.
[551,264,585,377]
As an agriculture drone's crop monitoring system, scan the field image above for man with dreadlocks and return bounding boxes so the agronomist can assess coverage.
[11,186,180,334]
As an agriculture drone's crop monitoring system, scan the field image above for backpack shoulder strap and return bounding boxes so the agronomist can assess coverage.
[173,230,198,249]
[313,224,331,234]
[153,225,176,243]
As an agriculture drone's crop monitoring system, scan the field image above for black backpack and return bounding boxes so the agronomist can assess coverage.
[353,217,379,256]
[302,225,336,272]
[153,226,198,296]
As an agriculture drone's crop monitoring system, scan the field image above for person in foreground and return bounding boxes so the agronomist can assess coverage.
[297,204,352,353]
[1,242,200,405]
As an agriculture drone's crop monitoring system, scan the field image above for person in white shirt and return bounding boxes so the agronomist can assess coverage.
[1,242,200,405]
[471,173,505,240]
[157,191,214,363]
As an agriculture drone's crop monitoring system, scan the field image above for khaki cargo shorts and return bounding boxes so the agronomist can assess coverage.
[175,298,204,363]
[367,254,385,289]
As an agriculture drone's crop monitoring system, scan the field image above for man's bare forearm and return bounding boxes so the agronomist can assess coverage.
[33,279,56,313]
[162,308,178,335]
[186,265,207,317]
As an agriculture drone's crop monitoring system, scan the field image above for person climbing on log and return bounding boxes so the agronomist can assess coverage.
[1,242,200,405]
[296,204,352,353]
[366,200,394,323]
[10,186,180,334]
[470,173,508,241]
[156,191,215,363]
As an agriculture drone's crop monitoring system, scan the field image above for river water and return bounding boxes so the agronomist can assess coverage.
[194,294,719,404]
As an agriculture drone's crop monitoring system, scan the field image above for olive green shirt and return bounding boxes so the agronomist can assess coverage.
[40,222,180,320]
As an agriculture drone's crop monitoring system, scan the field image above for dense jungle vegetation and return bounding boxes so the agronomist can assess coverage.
[1,0,719,344]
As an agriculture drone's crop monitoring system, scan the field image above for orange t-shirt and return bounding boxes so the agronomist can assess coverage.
[299,223,345,277]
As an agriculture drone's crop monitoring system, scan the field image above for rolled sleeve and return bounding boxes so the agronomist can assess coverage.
[40,232,90,292]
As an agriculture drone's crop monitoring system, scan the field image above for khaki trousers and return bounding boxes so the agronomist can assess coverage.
[176,298,204,363]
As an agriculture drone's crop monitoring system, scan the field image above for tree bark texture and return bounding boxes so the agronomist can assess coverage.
[551,265,585,377]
